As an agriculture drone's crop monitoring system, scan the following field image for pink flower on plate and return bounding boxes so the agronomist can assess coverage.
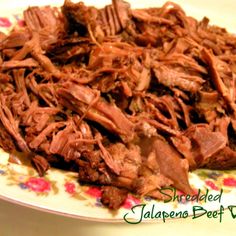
[64,182,76,194]
[205,180,219,191]
[223,177,236,187]
[25,177,51,193]
[17,20,25,27]
[122,195,141,209]
[13,14,25,27]
[175,190,188,204]
[0,17,11,27]
[85,186,102,198]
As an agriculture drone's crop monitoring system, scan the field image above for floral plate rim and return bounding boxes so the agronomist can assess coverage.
[1,2,236,223]
[1,148,236,222]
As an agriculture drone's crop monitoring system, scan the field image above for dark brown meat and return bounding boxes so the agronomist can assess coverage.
[0,72,11,83]
[0,123,16,152]
[134,172,173,197]
[29,122,65,150]
[56,82,134,141]
[203,147,236,170]
[49,120,95,162]
[104,142,141,178]
[131,9,173,25]
[201,48,236,115]
[62,0,130,41]
[152,138,193,194]
[0,58,39,71]
[0,31,30,49]
[195,91,222,123]
[77,150,111,184]
[184,125,227,166]
[24,6,66,49]
[171,135,196,170]
[32,155,50,177]
[0,96,29,153]
[213,116,230,142]
[101,186,128,210]
[22,102,60,134]
[77,142,142,191]
[153,65,205,93]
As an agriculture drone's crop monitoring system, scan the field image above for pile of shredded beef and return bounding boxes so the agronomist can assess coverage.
[1,0,236,209]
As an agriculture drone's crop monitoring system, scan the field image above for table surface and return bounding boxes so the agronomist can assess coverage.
[1,0,236,235]
[0,198,236,236]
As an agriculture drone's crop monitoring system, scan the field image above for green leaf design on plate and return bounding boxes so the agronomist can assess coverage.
[27,168,36,176]
[73,193,87,201]
[51,181,59,194]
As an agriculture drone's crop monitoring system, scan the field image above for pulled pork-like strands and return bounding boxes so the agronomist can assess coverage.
[1,0,236,210]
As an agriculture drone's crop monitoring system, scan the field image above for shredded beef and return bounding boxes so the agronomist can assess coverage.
[101,186,128,210]
[1,0,236,209]
[32,155,50,177]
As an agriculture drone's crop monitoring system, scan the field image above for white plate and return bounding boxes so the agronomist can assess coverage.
[0,0,236,223]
